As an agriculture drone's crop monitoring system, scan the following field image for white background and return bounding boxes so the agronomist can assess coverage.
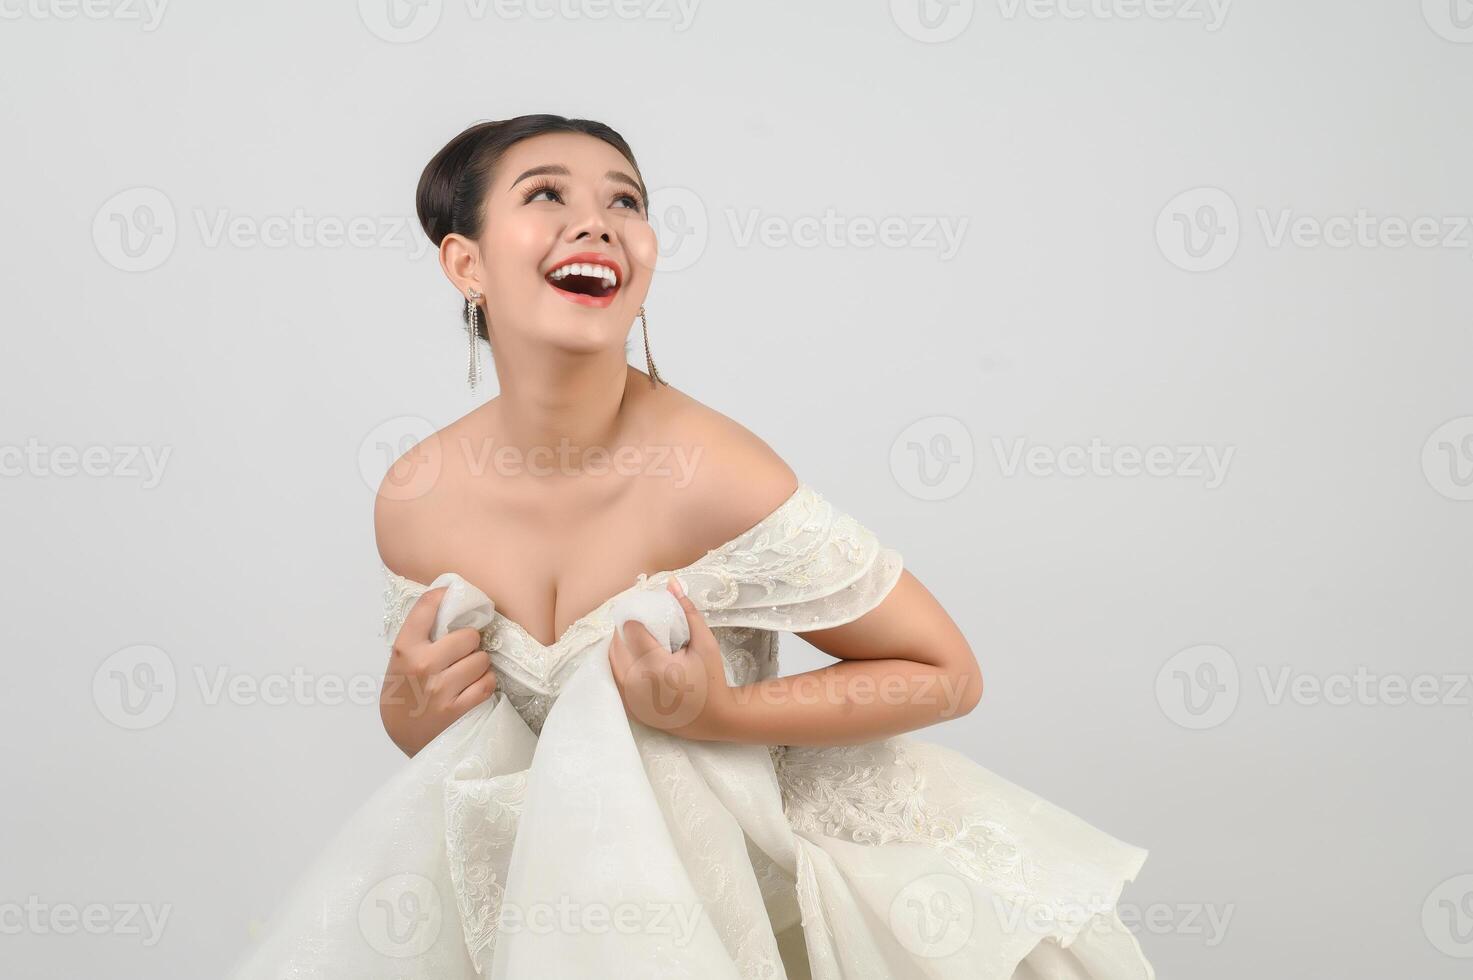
[2,1,1471,977]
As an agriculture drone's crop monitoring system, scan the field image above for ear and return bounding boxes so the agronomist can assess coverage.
[440,232,483,296]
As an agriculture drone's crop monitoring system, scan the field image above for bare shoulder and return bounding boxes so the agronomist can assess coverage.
[372,410,481,583]
[649,389,800,555]
[373,443,434,582]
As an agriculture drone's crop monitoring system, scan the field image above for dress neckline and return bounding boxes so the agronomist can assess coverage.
[384,481,812,652]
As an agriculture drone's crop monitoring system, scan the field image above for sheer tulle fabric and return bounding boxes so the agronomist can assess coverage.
[227,483,1154,979]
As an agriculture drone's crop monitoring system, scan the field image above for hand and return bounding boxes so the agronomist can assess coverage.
[607,577,734,741]
[380,586,498,757]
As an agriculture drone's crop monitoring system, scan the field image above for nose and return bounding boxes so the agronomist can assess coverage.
[565,200,613,244]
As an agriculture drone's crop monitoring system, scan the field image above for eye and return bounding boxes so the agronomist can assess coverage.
[520,178,644,214]
[520,178,565,205]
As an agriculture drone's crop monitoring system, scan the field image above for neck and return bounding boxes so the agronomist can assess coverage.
[484,344,640,475]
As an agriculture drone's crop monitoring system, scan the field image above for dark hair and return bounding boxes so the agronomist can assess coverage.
[416,114,649,345]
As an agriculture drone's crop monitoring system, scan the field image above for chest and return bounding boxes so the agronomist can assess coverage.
[432,493,686,649]
[487,624,781,735]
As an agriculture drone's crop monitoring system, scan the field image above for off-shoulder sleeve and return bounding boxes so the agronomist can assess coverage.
[677,484,904,634]
[381,567,429,645]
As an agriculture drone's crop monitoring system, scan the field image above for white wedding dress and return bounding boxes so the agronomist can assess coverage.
[228,482,1154,979]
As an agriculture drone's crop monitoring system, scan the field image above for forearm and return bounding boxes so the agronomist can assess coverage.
[714,657,980,747]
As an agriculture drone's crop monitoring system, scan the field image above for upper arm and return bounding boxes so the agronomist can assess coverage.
[788,540,983,715]
[663,404,982,711]
[372,436,442,580]
[796,568,981,707]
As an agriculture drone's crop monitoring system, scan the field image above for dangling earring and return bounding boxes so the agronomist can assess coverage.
[640,305,670,389]
[465,289,484,392]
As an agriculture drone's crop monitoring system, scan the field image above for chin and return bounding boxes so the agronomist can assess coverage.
[540,311,629,352]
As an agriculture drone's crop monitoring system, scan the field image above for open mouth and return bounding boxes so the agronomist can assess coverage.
[544,254,622,308]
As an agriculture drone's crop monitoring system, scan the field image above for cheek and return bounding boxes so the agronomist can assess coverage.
[484,221,556,292]
[507,219,554,258]
[622,219,659,279]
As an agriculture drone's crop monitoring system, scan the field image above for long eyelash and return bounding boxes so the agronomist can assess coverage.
[520,177,565,204]
[521,178,645,214]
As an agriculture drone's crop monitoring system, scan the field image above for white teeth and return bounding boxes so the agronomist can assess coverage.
[549,262,618,287]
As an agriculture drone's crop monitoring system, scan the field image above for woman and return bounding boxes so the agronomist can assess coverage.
[230,114,1154,979]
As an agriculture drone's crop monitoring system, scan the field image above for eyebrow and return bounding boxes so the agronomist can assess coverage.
[509,164,644,196]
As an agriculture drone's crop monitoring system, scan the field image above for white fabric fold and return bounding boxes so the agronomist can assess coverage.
[228,483,1155,980]
[428,572,496,642]
[489,618,744,977]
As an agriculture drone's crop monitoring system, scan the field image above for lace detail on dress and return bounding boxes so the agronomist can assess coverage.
[687,487,905,634]
[379,485,906,646]
[712,627,778,688]
[443,763,527,970]
[772,740,1048,905]
[378,485,903,738]
[494,681,553,735]
[382,566,422,643]
[641,734,783,979]
[231,482,1156,978]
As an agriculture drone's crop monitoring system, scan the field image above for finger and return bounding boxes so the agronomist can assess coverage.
[398,586,448,645]
[620,636,712,733]
[422,626,484,673]
[609,617,652,670]
[608,622,632,690]
[621,618,661,656]
[666,582,716,645]
[450,670,498,712]
[440,644,492,698]
[609,618,662,694]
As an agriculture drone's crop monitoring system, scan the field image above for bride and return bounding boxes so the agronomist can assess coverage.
[228,114,1155,979]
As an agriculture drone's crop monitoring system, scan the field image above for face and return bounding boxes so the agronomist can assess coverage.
[448,131,659,353]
